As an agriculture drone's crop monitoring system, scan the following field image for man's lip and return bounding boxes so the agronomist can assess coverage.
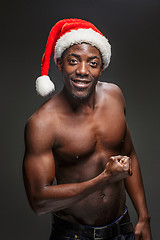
[71,78,91,83]
[71,78,91,88]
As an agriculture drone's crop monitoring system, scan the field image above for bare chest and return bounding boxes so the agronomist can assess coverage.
[53,106,126,161]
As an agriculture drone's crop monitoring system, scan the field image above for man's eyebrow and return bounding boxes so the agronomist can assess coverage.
[68,53,80,58]
[68,54,100,60]
[88,56,100,60]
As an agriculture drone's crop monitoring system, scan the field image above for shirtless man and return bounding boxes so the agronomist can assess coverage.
[23,19,152,239]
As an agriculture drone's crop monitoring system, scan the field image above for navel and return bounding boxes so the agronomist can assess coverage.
[101,193,105,199]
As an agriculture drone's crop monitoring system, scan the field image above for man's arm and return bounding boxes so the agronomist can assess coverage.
[23,113,131,216]
[122,125,152,240]
[23,114,105,215]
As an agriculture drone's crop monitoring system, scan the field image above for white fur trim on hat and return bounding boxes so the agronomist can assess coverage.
[36,75,55,97]
[54,28,111,69]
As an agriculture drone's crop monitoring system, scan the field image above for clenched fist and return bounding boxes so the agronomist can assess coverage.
[104,155,132,183]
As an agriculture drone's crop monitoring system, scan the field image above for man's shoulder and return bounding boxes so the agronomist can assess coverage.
[97,82,126,110]
[24,97,60,151]
[25,95,61,133]
[98,81,124,98]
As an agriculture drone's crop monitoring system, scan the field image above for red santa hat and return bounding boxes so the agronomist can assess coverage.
[36,18,111,97]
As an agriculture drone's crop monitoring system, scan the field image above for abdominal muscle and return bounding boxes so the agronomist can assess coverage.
[54,144,127,226]
[55,179,126,226]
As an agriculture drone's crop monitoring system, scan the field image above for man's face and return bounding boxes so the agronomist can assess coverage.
[57,43,103,100]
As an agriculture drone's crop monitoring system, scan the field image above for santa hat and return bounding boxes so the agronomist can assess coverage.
[36,18,111,97]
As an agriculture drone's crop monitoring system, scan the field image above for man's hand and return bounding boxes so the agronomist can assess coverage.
[104,155,132,183]
[134,217,152,240]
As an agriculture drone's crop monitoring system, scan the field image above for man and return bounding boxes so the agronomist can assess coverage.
[23,19,152,239]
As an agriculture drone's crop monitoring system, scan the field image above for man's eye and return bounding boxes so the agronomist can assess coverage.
[69,59,78,64]
[90,61,98,67]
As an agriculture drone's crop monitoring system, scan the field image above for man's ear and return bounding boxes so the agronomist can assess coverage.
[56,58,63,72]
[99,63,104,76]
[99,69,103,77]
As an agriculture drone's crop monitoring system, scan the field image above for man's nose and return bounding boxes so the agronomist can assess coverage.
[76,62,89,76]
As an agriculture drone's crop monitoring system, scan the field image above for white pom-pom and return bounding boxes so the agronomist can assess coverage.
[36,75,55,97]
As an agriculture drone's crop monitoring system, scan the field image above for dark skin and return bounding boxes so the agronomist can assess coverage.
[23,43,152,239]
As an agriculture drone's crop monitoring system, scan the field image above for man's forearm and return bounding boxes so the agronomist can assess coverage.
[31,171,107,215]
[124,155,150,219]
[124,155,152,239]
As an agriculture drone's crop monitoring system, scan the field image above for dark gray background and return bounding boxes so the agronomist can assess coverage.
[1,0,160,239]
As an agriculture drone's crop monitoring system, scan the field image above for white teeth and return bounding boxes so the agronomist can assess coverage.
[74,80,90,84]
[77,81,87,84]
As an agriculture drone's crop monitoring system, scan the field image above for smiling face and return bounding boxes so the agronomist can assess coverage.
[57,43,103,100]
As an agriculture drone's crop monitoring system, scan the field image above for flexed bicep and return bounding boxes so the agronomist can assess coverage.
[23,113,56,212]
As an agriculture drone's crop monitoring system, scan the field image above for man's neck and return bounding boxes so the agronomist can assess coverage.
[61,87,97,112]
